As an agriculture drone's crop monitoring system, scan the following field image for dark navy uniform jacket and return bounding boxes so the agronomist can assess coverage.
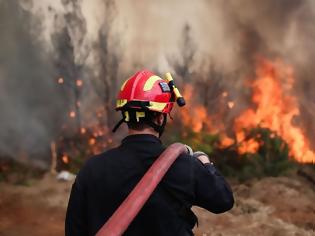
[65,134,234,236]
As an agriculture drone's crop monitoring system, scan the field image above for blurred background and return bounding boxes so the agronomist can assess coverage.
[0,0,315,235]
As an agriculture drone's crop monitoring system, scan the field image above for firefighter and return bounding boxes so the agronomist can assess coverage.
[65,70,234,236]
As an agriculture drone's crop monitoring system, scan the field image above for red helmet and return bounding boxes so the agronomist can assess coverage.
[113,70,185,134]
[116,70,174,113]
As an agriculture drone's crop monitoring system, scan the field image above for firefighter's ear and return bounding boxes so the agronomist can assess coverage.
[156,113,164,125]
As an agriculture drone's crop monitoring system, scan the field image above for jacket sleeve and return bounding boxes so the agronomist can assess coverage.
[192,158,234,213]
[65,169,89,236]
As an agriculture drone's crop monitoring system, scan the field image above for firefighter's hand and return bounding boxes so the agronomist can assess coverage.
[193,151,213,165]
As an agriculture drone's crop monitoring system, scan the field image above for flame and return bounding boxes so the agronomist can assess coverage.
[234,58,315,163]
[69,111,76,118]
[62,154,69,164]
[220,135,234,148]
[238,138,260,154]
[89,138,96,146]
[80,127,87,134]
[227,101,235,109]
[76,79,83,87]
[180,84,213,132]
[178,58,315,163]
[58,77,64,84]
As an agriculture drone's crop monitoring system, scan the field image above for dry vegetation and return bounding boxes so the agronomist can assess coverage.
[1,171,315,236]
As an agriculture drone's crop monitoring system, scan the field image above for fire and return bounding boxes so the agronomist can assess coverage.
[62,154,69,164]
[58,77,64,84]
[80,127,87,134]
[76,79,83,87]
[180,84,213,132]
[178,58,314,163]
[227,101,235,109]
[234,58,315,163]
[89,138,96,146]
[220,135,234,147]
[69,111,76,118]
[238,138,260,154]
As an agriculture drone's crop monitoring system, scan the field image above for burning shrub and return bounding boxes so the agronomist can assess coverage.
[165,126,296,181]
[51,126,115,174]
[219,127,295,181]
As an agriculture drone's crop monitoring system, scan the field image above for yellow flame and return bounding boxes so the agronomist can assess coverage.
[76,80,83,87]
[69,111,76,118]
[58,77,64,84]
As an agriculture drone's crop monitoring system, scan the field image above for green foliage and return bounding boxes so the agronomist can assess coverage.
[0,158,45,185]
[166,126,297,181]
[241,127,294,178]
[179,130,219,154]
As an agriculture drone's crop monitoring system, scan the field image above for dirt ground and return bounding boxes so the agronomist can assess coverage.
[0,173,315,236]
[194,175,315,236]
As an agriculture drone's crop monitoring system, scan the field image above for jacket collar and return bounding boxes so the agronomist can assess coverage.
[121,134,162,145]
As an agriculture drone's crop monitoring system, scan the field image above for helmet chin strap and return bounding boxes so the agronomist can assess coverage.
[112,117,125,133]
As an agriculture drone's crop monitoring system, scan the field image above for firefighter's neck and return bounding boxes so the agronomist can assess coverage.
[128,114,164,138]
[128,128,159,137]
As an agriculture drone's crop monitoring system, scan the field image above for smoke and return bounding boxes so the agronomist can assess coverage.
[0,0,65,166]
[0,0,121,166]
[1,0,315,165]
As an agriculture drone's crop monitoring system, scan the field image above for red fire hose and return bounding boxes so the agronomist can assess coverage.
[96,143,187,236]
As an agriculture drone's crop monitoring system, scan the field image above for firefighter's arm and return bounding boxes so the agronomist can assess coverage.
[192,154,234,213]
[65,170,88,236]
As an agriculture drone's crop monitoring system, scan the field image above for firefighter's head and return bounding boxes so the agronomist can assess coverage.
[113,70,184,137]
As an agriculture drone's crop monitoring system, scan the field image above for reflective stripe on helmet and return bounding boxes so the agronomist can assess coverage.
[117,99,128,108]
[148,101,167,112]
[143,75,162,91]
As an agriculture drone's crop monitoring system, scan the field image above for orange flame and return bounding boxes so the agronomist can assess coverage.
[220,135,234,148]
[178,58,314,163]
[76,80,83,87]
[238,138,260,154]
[234,58,315,163]
[227,101,235,109]
[58,77,64,84]
[180,84,213,132]
[80,127,87,134]
[62,154,69,164]
[69,111,76,118]
[89,138,96,146]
